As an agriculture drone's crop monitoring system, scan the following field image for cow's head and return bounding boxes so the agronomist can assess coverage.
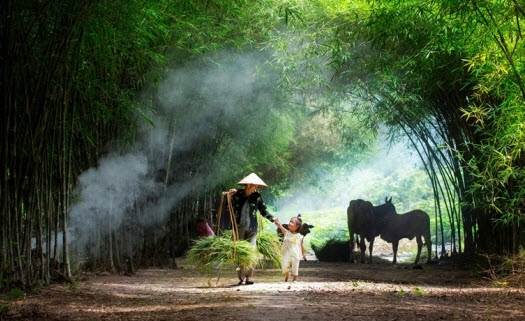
[375,197,396,220]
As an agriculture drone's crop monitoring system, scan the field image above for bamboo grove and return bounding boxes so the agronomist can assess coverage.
[2,0,525,290]
[322,0,525,255]
[0,0,292,289]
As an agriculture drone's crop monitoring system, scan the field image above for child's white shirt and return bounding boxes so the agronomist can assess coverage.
[282,231,303,259]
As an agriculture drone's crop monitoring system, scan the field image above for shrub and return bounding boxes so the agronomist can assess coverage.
[311,239,350,262]
[0,303,8,317]
[6,288,25,301]
[309,225,349,261]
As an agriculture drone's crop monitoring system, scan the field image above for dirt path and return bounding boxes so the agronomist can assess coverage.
[3,261,525,321]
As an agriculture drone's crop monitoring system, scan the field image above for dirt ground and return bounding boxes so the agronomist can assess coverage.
[3,260,525,321]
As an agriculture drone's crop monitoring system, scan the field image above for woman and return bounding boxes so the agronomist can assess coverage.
[229,173,275,285]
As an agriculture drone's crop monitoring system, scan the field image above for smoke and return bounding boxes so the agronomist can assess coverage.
[68,46,433,257]
[69,153,162,247]
[69,50,289,251]
[274,136,432,216]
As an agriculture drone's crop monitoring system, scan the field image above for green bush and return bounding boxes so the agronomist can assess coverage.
[310,226,348,249]
[0,303,8,317]
[310,226,349,262]
[311,239,350,262]
[6,288,25,301]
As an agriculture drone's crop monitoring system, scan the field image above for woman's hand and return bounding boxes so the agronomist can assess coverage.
[274,218,288,235]
[222,188,237,195]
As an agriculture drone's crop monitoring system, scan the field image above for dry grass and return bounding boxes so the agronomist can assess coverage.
[483,251,525,287]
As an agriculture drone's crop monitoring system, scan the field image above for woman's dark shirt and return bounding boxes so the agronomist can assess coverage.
[232,189,274,233]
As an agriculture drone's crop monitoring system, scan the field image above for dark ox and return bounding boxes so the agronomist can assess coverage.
[347,199,392,263]
[375,198,432,264]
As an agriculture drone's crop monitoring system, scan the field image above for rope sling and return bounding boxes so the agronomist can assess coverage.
[215,191,240,258]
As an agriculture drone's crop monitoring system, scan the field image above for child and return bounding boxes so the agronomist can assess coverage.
[274,216,306,282]
[196,218,215,237]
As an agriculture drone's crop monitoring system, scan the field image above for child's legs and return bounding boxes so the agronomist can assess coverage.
[282,254,293,280]
[282,255,291,273]
[291,258,300,278]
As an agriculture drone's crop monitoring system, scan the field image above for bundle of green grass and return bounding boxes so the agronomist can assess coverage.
[256,230,281,268]
[187,230,281,276]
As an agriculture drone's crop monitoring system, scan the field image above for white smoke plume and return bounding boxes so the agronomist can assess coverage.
[274,136,432,216]
[68,51,288,252]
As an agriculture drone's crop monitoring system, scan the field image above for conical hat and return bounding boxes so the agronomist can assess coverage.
[238,173,268,187]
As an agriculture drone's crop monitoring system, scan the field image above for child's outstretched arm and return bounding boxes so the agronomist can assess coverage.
[274,218,288,235]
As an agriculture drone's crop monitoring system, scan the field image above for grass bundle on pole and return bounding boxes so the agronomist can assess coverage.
[186,231,259,275]
[256,230,281,268]
[188,191,281,285]
[187,230,282,280]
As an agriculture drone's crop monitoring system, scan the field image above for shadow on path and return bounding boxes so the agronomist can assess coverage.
[3,261,524,321]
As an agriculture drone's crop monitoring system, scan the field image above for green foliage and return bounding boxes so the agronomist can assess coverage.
[6,288,25,301]
[298,210,349,262]
[310,225,348,251]
[187,229,281,277]
[187,231,259,274]
[73,0,289,147]
[395,288,407,297]
[66,281,80,293]
[6,0,525,291]
[256,230,282,268]
[311,239,349,262]
[291,0,525,253]
[412,287,426,297]
[0,303,8,317]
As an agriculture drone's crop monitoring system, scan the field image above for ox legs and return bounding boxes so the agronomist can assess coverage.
[392,240,399,264]
[359,237,366,263]
[368,238,374,264]
[425,233,432,264]
[349,234,355,263]
[415,235,423,265]
[427,242,432,264]
[425,231,432,264]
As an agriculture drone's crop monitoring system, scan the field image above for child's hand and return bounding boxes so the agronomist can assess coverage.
[273,218,280,225]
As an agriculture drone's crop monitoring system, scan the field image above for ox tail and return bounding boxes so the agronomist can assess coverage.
[423,213,431,244]
[422,212,432,262]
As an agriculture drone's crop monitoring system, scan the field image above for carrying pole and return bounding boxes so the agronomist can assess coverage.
[215,191,239,241]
